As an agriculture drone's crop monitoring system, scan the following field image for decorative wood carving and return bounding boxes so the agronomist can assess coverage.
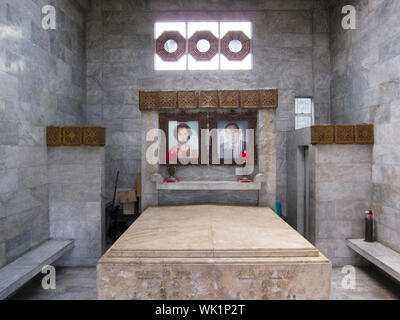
[159,91,177,110]
[62,127,82,146]
[221,31,251,61]
[139,91,159,111]
[188,31,219,61]
[220,90,240,109]
[156,31,186,62]
[178,91,197,109]
[355,124,374,144]
[260,89,278,109]
[199,91,219,109]
[335,125,355,144]
[311,125,334,145]
[240,90,260,109]
[47,127,62,147]
[83,127,106,146]
[139,89,279,111]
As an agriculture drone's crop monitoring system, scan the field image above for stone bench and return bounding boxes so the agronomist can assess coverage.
[0,239,74,300]
[347,239,400,282]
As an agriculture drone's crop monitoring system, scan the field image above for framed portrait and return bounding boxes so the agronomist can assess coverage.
[159,112,207,165]
[209,111,257,165]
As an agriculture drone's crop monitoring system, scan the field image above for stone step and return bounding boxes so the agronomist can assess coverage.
[347,239,400,282]
[0,239,74,300]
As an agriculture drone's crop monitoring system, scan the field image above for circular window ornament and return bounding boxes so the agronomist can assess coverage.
[189,31,218,61]
[228,40,242,53]
[164,39,178,53]
[221,31,251,61]
[156,31,186,62]
[197,39,211,53]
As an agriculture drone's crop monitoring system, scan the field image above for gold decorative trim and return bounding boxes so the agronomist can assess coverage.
[159,91,177,110]
[355,124,374,144]
[199,91,219,109]
[139,91,159,111]
[139,89,279,111]
[83,127,106,146]
[220,90,240,109]
[311,125,334,145]
[260,89,278,109]
[240,90,260,109]
[47,127,106,147]
[47,127,62,147]
[178,91,197,109]
[335,125,354,144]
[62,127,82,146]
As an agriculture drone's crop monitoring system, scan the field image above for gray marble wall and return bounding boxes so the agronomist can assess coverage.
[86,0,331,216]
[286,129,373,266]
[0,0,87,268]
[48,147,105,267]
[329,0,400,252]
[310,144,372,267]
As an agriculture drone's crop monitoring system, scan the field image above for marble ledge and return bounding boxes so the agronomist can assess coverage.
[151,173,266,191]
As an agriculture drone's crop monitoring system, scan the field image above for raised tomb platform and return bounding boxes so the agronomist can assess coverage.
[97,205,331,300]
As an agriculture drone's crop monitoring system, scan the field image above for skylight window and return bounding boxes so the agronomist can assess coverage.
[154,21,252,71]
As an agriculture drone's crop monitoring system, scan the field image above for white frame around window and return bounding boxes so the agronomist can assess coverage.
[154,21,187,71]
[154,21,252,71]
[295,98,314,130]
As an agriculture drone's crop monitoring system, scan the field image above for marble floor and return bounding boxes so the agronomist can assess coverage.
[9,266,400,300]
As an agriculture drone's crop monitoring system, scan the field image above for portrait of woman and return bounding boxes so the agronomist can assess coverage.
[168,121,199,161]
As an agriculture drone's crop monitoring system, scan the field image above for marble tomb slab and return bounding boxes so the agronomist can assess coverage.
[97,205,331,300]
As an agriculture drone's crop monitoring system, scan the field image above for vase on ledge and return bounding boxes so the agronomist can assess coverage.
[164,165,179,183]
[238,150,253,182]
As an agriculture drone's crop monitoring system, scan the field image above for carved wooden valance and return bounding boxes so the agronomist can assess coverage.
[139,89,278,111]
[47,127,106,147]
[311,124,374,145]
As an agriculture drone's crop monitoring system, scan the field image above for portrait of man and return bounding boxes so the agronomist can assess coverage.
[218,120,248,161]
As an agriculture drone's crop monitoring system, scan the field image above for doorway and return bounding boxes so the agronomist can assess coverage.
[297,146,310,240]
